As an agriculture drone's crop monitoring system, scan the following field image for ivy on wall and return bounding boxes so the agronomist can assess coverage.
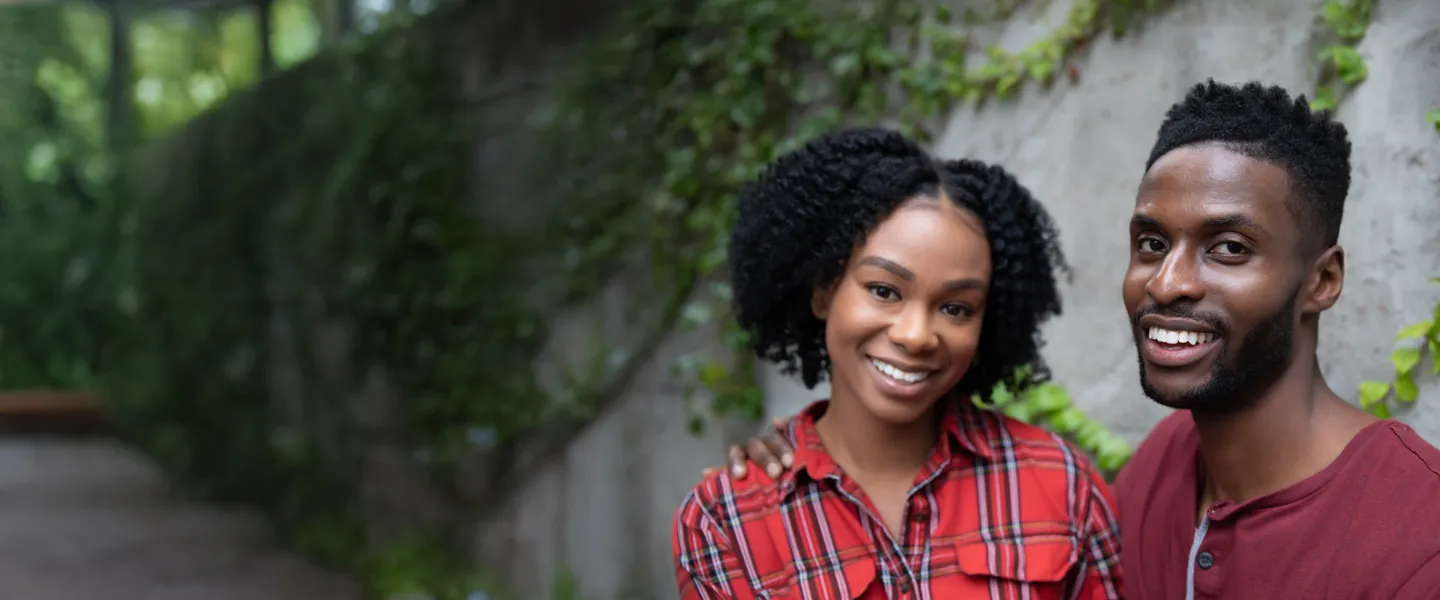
[1307,0,1440,417]
[87,13,572,596]
[1358,107,1440,415]
[1360,285,1440,417]
[541,0,1185,476]
[1309,0,1374,111]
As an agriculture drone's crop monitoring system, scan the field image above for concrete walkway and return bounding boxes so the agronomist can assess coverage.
[0,436,362,600]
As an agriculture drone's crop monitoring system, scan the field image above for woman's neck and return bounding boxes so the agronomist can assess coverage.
[814,396,940,479]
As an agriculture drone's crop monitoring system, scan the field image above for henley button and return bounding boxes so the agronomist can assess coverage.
[1197,551,1215,569]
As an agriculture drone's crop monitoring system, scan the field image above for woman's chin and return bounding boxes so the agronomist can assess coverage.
[858,393,943,426]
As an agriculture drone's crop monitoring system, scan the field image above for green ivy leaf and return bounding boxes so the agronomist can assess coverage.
[1397,320,1434,341]
[1003,401,1035,424]
[1096,437,1134,474]
[995,71,1022,97]
[1357,380,1390,407]
[1368,401,1393,419]
[1028,383,1070,413]
[1075,420,1111,452]
[1394,373,1419,403]
[1426,109,1440,128]
[1026,59,1055,82]
[989,382,1014,406]
[1392,347,1422,376]
[1047,407,1087,434]
[1310,86,1337,112]
[698,361,729,388]
[1431,338,1440,374]
[1330,46,1368,84]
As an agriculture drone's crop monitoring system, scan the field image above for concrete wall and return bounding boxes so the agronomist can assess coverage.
[465,0,1440,597]
[765,0,1440,447]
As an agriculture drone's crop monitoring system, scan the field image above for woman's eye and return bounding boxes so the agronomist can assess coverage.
[867,284,899,301]
[941,304,973,318]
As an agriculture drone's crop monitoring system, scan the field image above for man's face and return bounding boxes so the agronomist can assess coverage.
[1121,144,1307,413]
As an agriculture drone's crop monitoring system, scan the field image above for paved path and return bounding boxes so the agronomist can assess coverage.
[0,436,362,600]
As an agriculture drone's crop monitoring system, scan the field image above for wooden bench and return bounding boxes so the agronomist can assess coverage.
[0,390,108,435]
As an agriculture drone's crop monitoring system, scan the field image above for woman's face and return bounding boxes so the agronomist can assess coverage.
[814,196,992,426]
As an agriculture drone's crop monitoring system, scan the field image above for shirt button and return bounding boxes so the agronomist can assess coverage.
[1197,551,1215,570]
[910,512,928,522]
[899,580,913,592]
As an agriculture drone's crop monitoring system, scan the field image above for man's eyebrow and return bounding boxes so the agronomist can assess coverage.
[1203,213,1265,233]
[856,256,912,280]
[1130,214,1162,230]
[1130,213,1267,234]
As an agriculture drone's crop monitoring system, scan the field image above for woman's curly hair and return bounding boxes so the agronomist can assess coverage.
[728,127,1069,399]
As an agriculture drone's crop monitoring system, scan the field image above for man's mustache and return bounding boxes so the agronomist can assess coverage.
[1132,304,1227,337]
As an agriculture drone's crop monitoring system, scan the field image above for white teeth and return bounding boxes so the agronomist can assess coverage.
[1147,327,1216,346]
[870,358,931,384]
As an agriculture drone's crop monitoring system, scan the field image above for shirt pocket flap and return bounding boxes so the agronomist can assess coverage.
[954,536,1079,584]
[766,556,879,598]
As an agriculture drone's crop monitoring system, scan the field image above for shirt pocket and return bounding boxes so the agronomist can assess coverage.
[950,535,1079,597]
[762,556,879,599]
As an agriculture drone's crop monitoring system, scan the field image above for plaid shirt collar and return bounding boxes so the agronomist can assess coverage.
[776,394,997,497]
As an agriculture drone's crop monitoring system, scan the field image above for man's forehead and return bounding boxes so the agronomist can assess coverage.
[1136,145,1292,219]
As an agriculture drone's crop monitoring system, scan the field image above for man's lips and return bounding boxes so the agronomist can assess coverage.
[1139,324,1221,368]
[1138,314,1218,335]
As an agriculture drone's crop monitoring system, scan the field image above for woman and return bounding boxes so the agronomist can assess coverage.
[672,127,1122,599]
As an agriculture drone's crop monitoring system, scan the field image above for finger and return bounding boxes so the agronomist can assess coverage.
[771,417,787,431]
[746,438,783,479]
[727,445,748,479]
[762,429,795,468]
[701,466,721,478]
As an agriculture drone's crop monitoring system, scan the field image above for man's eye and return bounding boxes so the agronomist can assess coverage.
[1138,238,1166,253]
[1212,241,1249,255]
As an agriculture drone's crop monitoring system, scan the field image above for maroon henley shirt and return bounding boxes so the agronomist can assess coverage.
[1115,410,1440,600]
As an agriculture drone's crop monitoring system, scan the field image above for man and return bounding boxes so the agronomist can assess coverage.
[717,80,1440,599]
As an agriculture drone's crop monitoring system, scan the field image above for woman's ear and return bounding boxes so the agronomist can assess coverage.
[811,286,832,320]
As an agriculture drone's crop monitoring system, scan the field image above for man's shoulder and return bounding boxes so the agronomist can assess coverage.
[1114,410,1196,496]
[1326,422,1440,584]
[1344,421,1440,497]
[1372,421,1440,476]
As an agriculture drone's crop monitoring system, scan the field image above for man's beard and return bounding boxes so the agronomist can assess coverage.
[1136,294,1298,415]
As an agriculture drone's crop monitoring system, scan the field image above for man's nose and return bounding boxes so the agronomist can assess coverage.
[1145,250,1206,305]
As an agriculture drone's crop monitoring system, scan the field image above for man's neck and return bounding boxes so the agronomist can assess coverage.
[1192,357,1372,510]
[816,395,938,480]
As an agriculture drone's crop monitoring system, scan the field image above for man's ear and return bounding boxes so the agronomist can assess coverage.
[811,286,833,320]
[1303,244,1345,313]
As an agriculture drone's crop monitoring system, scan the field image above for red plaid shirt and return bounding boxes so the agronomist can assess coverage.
[673,399,1123,600]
